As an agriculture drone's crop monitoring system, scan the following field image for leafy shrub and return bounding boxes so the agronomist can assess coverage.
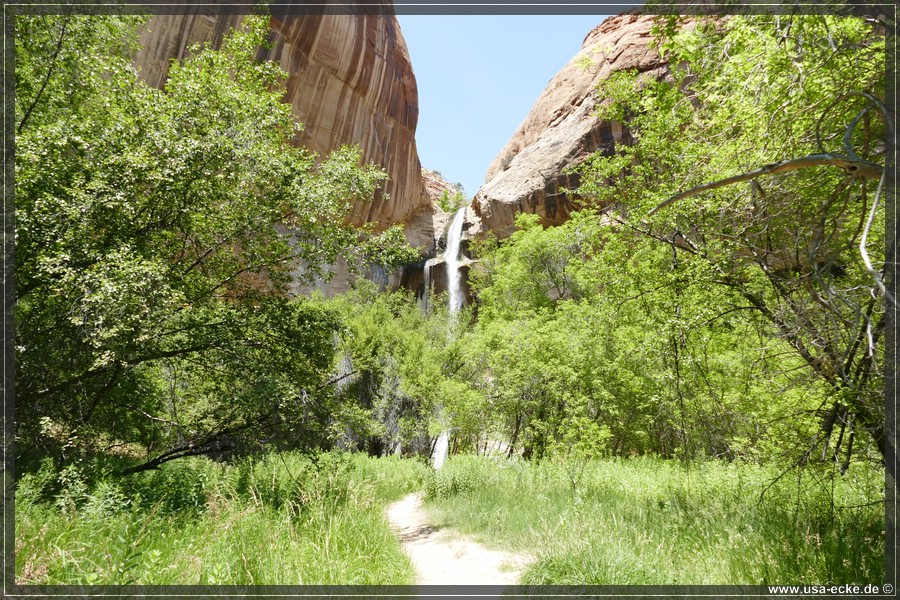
[15,457,58,505]
[80,480,132,519]
[53,464,89,515]
[119,458,216,515]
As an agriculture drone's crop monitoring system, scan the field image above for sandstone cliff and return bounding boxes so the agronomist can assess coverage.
[135,9,433,246]
[469,13,668,240]
[412,168,460,244]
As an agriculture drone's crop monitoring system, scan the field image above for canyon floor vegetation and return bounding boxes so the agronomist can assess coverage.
[15,450,884,585]
[13,9,888,590]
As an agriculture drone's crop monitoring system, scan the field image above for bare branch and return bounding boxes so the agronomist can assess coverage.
[120,443,224,475]
[317,369,359,390]
[859,170,896,306]
[123,403,185,428]
[844,107,871,161]
[649,153,883,215]
[120,413,273,475]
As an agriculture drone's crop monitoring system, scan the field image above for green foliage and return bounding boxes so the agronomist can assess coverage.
[576,14,886,462]
[422,455,884,584]
[437,187,468,213]
[325,282,482,455]
[14,14,413,469]
[470,211,603,319]
[15,452,428,585]
[359,224,423,270]
[15,14,144,135]
[463,206,834,463]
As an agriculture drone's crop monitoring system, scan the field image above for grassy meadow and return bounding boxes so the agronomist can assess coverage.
[422,455,885,585]
[15,451,430,585]
[15,450,884,586]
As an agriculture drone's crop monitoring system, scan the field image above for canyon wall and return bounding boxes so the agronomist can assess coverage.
[133,9,673,297]
[135,8,437,252]
[469,13,669,240]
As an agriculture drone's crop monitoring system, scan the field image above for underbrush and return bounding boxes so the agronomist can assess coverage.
[423,454,884,585]
[15,451,431,585]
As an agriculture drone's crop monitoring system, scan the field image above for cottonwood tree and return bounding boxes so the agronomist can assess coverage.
[14,14,414,472]
[576,14,888,467]
[465,210,784,461]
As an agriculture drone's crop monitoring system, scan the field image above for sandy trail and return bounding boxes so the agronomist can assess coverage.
[385,492,532,585]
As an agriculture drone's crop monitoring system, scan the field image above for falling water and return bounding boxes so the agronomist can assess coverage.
[444,207,467,315]
[433,430,449,470]
[430,207,466,470]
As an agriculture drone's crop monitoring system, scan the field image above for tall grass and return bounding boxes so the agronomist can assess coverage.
[423,454,884,585]
[15,451,431,585]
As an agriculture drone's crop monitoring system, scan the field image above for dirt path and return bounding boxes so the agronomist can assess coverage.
[385,492,533,585]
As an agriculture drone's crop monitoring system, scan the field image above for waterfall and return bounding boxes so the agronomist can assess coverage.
[430,207,466,470]
[432,430,449,470]
[444,207,466,315]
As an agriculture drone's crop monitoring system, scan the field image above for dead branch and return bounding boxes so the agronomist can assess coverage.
[649,153,883,215]
[859,169,895,306]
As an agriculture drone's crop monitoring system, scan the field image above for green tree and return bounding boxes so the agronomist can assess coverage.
[437,187,468,213]
[575,14,887,465]
[14,14,411,471]
[328,282,480,458]
[466,202,849,463]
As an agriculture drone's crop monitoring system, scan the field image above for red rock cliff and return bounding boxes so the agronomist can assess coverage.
[469,13,668,240]
[135,9,433,245]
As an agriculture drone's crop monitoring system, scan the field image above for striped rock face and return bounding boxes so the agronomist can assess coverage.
[135,9,431,237]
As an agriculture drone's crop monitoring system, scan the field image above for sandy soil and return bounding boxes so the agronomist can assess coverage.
[385,492,533,585]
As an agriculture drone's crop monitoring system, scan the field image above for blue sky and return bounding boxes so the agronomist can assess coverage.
[396,15,613,197]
